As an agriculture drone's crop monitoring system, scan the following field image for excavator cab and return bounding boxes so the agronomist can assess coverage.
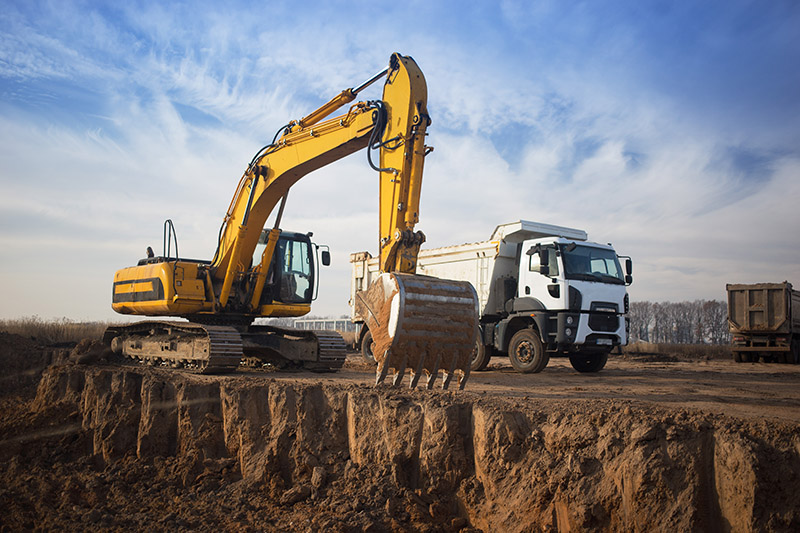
[251,230,321,306]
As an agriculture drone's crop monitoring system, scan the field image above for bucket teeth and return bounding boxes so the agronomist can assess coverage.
[425,354,441,389]
[376,350,391,385]
[391,352,408,386]
[458,366,470,390]
[441,372,453,389]
[408,356,426,388]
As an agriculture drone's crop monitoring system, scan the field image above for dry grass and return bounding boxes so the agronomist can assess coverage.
[623,341,732,359]
[0,316,111,344]
[0,316,361,348]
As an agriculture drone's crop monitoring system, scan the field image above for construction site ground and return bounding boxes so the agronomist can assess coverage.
[1,331,799,532]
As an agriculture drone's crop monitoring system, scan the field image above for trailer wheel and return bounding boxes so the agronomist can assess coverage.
[471,339,491,371]
[508,329,548,373]
[569,351,609,373]
[361,330,376,365]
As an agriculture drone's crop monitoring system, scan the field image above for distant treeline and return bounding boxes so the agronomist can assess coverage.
[629,300,729,345]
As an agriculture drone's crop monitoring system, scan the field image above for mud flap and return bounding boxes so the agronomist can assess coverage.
[356,273,479,389]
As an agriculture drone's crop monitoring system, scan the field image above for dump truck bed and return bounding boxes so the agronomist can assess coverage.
[727,282,800,335]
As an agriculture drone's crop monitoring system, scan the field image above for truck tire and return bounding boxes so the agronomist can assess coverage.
[471,339,491,371]
[733,351,743,363]
[361,330,376,365]
[569,351,609,373]
[508,329,548,373]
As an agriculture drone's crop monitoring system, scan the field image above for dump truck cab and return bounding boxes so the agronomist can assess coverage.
[510,236,631,355]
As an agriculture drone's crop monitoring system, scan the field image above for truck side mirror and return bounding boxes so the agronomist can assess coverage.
[539,252,549,277]
[625,274,633,285]
[626,258,632,275]
[321,250,331,266]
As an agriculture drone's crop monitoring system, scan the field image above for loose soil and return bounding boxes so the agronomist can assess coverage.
[1,331,799,532]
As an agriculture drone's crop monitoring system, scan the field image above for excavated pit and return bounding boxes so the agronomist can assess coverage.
[1,334,800,531]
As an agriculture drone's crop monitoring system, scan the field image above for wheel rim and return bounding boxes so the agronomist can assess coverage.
[515,341,534,364]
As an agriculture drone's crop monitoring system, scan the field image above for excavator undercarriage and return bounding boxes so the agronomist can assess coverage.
[104,321,346,373]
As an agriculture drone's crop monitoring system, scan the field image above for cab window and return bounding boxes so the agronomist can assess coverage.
[529,247,559,276]
[277,239,312,303]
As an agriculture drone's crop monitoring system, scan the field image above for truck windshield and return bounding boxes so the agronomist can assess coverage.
[560,244,625,285]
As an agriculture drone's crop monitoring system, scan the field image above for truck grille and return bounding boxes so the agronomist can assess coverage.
[589,302,619,332]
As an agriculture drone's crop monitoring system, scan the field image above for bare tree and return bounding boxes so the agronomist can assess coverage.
[629,300,730,345]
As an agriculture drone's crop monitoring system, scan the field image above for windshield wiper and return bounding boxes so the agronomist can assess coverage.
[568,273,603,282]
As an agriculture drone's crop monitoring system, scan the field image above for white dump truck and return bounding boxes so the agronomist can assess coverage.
[350,220,632,373]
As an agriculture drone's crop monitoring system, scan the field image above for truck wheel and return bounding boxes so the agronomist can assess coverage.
[361,330,376,365]
[733,351,743,363]
[569,351,609,373]
[508,329,548,373]
[471,339,491,371]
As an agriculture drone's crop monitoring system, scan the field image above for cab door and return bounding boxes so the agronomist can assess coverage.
[519,244,565,310]
[275,237,314,304]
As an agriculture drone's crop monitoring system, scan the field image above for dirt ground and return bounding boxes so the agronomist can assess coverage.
[1,332,799,532]
[317,353,800,424]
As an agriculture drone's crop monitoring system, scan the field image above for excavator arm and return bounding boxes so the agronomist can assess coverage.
[212,53,430,307]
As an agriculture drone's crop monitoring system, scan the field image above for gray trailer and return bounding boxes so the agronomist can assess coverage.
[727,282,800,363]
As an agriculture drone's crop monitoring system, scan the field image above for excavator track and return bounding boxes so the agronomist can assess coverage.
[105,321,346,374]
[104,321,243,373]
[305,330,347,371]
[239,325,346,372]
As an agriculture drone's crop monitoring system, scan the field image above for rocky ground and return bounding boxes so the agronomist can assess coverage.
[1,331,799,532]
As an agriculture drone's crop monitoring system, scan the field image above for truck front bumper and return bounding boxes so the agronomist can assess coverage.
[557,311,626,349]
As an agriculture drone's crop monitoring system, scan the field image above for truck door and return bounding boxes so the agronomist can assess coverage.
[521,244,565,310]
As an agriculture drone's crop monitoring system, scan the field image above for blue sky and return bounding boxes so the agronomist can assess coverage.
[1,0,798,320]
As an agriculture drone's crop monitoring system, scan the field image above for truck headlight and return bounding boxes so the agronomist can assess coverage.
[565,328,572,337]
[566,316,574,325]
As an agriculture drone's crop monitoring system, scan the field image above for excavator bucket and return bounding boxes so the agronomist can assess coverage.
[355,273,479,390]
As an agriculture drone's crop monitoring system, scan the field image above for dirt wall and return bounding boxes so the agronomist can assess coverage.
[5,363,798,532]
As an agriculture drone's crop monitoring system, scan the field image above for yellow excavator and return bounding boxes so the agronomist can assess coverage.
[105,53,479,389]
